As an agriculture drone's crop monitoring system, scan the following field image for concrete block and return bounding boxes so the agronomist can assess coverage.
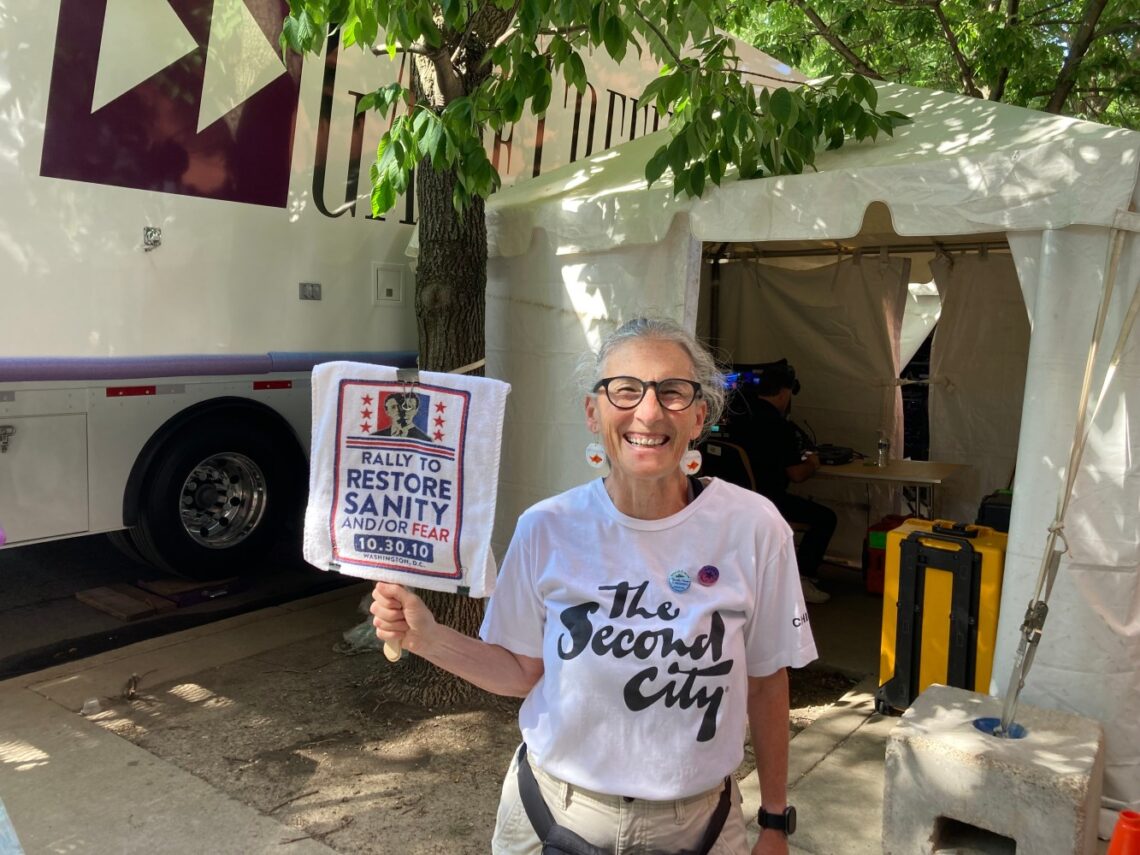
[883,684,1104,855]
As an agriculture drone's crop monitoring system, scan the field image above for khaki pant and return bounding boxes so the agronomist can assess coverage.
[491,746,749,854]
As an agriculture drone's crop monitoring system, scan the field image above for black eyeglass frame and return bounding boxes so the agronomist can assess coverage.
[592,376,704,411]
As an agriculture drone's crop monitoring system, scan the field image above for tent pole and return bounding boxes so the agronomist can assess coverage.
[703,240,1011,261]
[707,244,728,353]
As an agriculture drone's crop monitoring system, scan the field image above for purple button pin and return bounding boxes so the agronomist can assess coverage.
[697,565,719,586]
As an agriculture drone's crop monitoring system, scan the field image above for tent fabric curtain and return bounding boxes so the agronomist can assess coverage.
[707,256,910,560]
[485,217,701,555]
[997,226,1140,821]
[711,255,910,458]
[927,251,1030,525]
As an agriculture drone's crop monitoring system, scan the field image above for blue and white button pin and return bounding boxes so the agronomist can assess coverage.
[668,569,691,593]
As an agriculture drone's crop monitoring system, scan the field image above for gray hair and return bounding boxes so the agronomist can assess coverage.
[579,317,726,437]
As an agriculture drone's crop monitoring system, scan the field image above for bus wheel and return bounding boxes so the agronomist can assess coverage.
[106,529,149,565]
[131,416,303,579]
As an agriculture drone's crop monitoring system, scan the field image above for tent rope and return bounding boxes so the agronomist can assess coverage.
[996,216,1138,735]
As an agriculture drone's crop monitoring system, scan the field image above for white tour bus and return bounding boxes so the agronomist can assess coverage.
[0,0,798,577]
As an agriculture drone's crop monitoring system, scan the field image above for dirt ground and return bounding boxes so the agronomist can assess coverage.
[92,628,858,853]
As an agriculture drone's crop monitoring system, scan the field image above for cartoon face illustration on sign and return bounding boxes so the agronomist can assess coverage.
[373,392,430,440]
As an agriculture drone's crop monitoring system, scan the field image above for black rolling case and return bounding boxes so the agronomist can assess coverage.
[876,521,1006,714]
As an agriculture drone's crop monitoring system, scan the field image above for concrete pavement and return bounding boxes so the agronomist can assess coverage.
[0,586,362,854]
[4,565,1102,854]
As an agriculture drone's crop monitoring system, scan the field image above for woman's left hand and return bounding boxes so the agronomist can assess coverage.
[752,830,789,855]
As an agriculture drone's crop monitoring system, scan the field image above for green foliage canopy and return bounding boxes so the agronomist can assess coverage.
[281,0,911,215]
[722,0,1139,129]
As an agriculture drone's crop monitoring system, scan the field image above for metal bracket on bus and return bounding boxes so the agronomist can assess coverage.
[0,425,14,453]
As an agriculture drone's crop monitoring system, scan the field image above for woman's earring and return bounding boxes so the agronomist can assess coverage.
[585,441,608,469]
[679,447,702,475]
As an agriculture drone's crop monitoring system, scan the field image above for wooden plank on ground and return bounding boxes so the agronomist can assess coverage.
[75,583,176,621]
[136,577,241,607]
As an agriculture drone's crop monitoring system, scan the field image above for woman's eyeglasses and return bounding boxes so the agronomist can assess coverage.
[593,376,702,411]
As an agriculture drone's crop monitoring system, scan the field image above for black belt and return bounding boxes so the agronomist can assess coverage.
[515,744,732,855]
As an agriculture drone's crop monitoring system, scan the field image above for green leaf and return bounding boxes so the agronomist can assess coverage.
[371,177,396,216]
[662,71,686,106]
[645,146,671,186]
[567,53,587,91]
[640,75,668,108]
[850,74,878,110]
[420,117,444,167]
[738,140,758,178]
[343,18,360,48]
[603,15,625,61]
[416,5,441,48]
[531,69,553,115]
[708,149,722,185]
[769,87,795,125]
[690,160,705,196]
[589,2,604,43]
[358,82,405,117]
[452,183,469,216]
[359,10,377,46]
[759,141,776,174]
[667,133,689,173]
[281,9,318,52]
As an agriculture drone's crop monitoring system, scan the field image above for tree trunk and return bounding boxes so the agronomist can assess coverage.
[414,163,487,374]
[373,159,490,709]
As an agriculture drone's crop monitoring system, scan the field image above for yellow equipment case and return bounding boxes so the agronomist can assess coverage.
[876,519,1007,714]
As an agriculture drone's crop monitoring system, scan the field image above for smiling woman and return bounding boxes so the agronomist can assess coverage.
[371,317,818,854]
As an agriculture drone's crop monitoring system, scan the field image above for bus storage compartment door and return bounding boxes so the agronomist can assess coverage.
[0,413,89,544]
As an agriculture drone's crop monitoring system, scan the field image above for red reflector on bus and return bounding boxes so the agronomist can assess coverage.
[106,386,156,397]
[253,380,293,390]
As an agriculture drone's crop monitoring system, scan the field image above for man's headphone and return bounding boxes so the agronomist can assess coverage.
[734,359,800,396]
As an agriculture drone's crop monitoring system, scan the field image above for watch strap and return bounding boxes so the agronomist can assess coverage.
[757,805,796,835]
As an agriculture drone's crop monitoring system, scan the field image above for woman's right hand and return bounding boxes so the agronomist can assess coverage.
[371,582,437,653]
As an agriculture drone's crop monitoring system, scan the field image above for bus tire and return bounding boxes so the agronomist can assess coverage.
[130,414,304,580]
[106,528,150,566]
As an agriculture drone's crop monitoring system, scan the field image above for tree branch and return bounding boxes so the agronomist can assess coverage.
[1092,21,1140,39]
[1045,0,1110,112]
[371,43,436,58]
[450,0,478,65]
[787,0,882,79]
[929,0,983,96]
[990,0,1019,101]
[738,68,809,86]
[630,5,685,67]
[420,50,466,104]
[1024,0,1073,22]
[537,24,589,37]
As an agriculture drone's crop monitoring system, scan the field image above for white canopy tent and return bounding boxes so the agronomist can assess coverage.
[483,82,1140,823]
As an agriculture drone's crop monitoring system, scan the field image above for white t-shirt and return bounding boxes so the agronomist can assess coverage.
[480,477,818,800]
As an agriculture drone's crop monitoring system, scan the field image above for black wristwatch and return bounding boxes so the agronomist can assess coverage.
[757,805,797,835]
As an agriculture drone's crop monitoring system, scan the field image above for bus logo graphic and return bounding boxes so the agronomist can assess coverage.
[41,0,302,207]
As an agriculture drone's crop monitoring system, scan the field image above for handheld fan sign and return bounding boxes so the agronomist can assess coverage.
[303,362,510,661]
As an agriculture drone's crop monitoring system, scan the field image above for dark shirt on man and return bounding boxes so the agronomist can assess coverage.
[738,397,800,500]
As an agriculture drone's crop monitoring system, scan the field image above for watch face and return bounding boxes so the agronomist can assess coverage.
[759,806,796,834]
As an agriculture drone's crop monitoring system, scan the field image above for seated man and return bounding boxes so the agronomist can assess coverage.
[731,360,837,604]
